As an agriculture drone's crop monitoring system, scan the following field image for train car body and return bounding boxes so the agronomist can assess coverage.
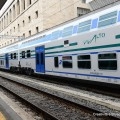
[0,1,120,85]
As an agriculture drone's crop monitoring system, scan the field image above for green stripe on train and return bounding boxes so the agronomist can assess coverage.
[45,45,64,50]
[45,43,120,54]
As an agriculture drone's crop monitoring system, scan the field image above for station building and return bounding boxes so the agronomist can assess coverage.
[0,0,90,48]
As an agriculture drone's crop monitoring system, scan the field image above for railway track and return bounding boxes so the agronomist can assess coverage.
[0,71,120,120]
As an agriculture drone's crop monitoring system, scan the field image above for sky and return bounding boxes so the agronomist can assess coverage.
[0,0,7,10]
[86,0,93,3]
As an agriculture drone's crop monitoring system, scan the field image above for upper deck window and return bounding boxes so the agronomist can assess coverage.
[98,11,117,28]
[52,31,60,40]
[62,26,73,37]
[77,20,91,33]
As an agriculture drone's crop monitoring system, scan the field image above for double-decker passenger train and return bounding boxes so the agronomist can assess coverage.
[0,1,120,85]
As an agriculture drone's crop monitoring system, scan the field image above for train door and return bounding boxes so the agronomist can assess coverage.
[5,53,9,69]
[35,46,45,73]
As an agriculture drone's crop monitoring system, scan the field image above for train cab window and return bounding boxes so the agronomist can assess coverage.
[27,50,31,58]
[62,56,72,68]
[98,53,117,70]
[77,55,91,69]
[11,53,13,59]
[54,57,59,68]
[14,53,16,59]
[22,51,25,58]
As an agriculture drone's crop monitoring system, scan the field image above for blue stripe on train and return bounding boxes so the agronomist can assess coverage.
[46,70,120,79]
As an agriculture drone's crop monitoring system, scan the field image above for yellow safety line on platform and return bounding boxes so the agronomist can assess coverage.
[0,112,6,120]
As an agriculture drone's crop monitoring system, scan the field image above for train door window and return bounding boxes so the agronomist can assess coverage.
[98,53,117,70]
[77,55,91,69]
[41,53,44,64]
[27,50,31,58]
[14,53,16,59]
[54,57,59,68]
[11,53,13,59]
[62,56,72,68]
[22,51,25,58]
[0,60,2,65]
[36,53,39,64]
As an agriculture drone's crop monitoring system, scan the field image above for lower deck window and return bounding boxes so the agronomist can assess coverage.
[77,55,91,69]
[54,57,59,67]
[27,50,31,58]
[62,56,72,68]
[14,53,16,59]
[11,54,13,59]
[98,60,117,70]
[22,51,25,58]
[63,61,72,68]
[98,53,117,70]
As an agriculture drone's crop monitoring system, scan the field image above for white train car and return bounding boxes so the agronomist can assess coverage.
[1,1,120,85]
[0,43,20,71]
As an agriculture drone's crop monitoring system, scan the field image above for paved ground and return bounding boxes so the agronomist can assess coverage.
[0,112,6,120]
[0,97,22,120]
[0,91,36,120]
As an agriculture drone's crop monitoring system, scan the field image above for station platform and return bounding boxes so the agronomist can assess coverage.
[0,98,22,120]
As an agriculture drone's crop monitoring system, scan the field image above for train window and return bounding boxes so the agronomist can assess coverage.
[77,20,91,33]
[11,53,13,59]
[45,34,51,41]
[54,57,59,68]
[118,11,120,22]
[98,53,117,70]
[64,40,69,45]
[0,60,2,65]
[41,53,44,64]
[98,11,117,28]
[27,50,31,58]
[62,56,72,68]
[73,25,78,34]
[62,26,73,37]
[91,18,98,29]
[36,53,39,64]
[52,31,60,40]
[14,53,16,59]
[98,53,116,59]
[77,55,91,69]
[22,51,25,58]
